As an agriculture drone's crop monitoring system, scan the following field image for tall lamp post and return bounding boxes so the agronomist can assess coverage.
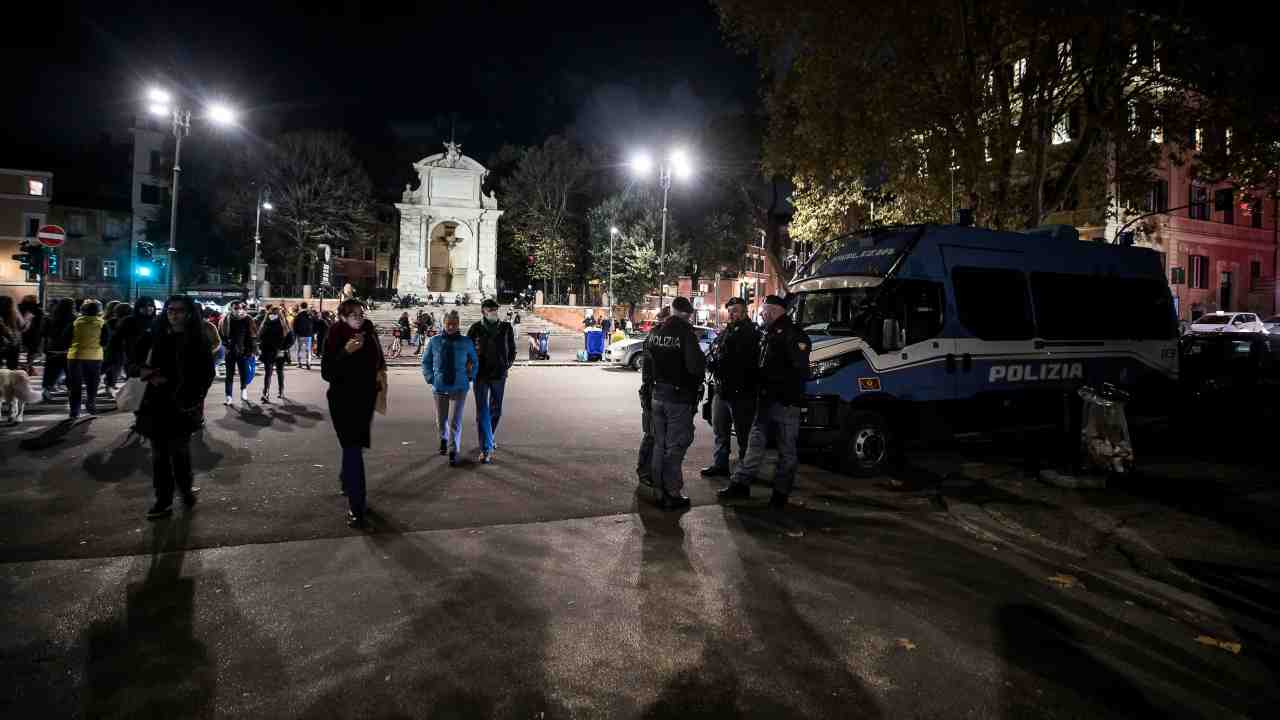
[629,147,694,308]
[609,225,619,309]
[252,187,273,302]
[145,87,237,294]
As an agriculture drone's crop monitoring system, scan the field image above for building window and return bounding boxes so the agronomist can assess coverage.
[67,258,83,280]
[1215,188,1234,224]
[105,217,125,240]
[1251,199,1264,229]
[102,260,118,279]
[27,178,45,196]
[140,184,163,205]
[378,239,389,253]
[24,215,43,237]
[1146,180,1169,213]
[1189,255,1210,289]
[378,270,389,288]
[150,150,163,175]
[1251,261,1262,290]
[1188,185,1210,220]
[363,247,374,261]
[67,214,86,235]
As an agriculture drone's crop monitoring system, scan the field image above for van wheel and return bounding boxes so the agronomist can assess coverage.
[840,410,895,477]
[630,353,644,371]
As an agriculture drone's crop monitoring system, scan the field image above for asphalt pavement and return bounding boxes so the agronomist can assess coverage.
[1,365,1275,718]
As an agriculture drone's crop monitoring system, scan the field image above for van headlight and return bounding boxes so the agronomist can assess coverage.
[809,357,848,379]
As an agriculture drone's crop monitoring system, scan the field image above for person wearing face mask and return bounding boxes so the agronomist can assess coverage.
[218,301,259,406]
[135,296,215,519]
[322,300,386,529]
[717,295,810,511]
[257,305,289,403]
[421,309,478,466]
[466,298,516,463]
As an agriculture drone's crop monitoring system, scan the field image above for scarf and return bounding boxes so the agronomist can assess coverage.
[442,333,463,385]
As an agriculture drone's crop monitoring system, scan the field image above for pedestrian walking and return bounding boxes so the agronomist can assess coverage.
[292,302,316,369]
[701,297,761,478]
[635,306,670,491]
[218,301,258,406]
[315,310,331,360]
[257,305,290,403]
[414,311,429,355]
[102,302,133,391]
[0,296,20,371]
[422,309,478,466]
[136,296,215,520]
[40,299,75,401]
[66,299,105,418]
[644,297,705,510]
[115,297,158,380]
[322,299,386,529]
[466,298,516,463]
[717,295,811,510]
[17,294,43,374]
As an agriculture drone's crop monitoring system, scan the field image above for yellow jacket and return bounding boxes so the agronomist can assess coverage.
[68,315,105,360]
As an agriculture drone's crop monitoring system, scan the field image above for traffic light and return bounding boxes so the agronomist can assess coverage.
[12,240,45,273]
[46,247,58,276]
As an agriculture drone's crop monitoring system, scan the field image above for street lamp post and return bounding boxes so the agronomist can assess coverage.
[629,148,693,309]
[609,225,618,310]
[252,187,272,302]
[146,87,237,294]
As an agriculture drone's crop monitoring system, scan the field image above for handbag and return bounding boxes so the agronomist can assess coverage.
[115,346,155,413]
[244,356,257,385]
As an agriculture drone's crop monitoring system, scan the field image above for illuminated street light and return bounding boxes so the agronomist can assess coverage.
[626,145,697,307]
[262,200,274,211]
[147,87,171,105]
[609,226,620,307]
[207,102,237,126]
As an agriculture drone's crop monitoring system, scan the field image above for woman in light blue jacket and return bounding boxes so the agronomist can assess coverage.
[421,310,478,465]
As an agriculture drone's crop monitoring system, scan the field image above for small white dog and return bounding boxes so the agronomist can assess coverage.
[0,368,42,424]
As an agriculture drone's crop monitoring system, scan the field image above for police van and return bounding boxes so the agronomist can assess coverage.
[789,223,1179,475]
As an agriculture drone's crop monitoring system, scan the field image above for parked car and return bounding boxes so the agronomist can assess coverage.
[603,325,718,370]
[1188,311,1267,334]
[1263,316,1280,334]
[1180,330,1280,393]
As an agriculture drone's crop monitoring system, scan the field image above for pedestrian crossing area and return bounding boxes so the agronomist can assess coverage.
[0,385,119,440]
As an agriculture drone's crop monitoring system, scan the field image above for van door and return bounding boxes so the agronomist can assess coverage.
[940,245,1042,431]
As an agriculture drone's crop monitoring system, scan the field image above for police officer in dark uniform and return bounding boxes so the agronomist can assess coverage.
[646,297,706,510]
[717,294,810,510]
[700,296,761,477]
[636,306,671,488]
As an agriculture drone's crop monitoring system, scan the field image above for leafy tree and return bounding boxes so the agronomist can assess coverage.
[498,136,591,299]
[714,0,1249,240]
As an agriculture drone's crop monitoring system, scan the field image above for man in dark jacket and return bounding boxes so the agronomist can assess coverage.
[292,301,315,369]
[718,295,811,510]
[646,297,707,510]
[466,298,517,463]
[636,306,670,489]
[701,297,762,477]
[218,301,258,405]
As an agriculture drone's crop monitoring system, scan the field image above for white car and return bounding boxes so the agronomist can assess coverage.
[603,325,719,370]
[1263,316,1280,334]
[1189,311,1266,334]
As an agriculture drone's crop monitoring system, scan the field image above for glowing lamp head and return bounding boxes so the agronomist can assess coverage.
[669,148,693,181]
[147,88,171,105]
[206,102,237,126]
[629,151,654,178]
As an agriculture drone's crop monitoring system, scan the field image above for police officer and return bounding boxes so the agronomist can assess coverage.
[636,306,671,488]
[646,297,706,510]
[717,294,810,510]
[700,297,761,478]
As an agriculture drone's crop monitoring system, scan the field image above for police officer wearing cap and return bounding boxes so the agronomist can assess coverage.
[636,305,671,488]
[717,294,810,510]
[646,296,706,510]
[700,296,761,478]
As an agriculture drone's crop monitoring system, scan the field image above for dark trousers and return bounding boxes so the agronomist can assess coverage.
[651,397,695,496]
[42,353,67,391]
[341,447,367,517]
[224,353,253,397]
[67,359,102,417]
[712,390,756,469]
[0,346,17,370]
[260,350,285,396]
[102,356,122,388]
[152,434,194,506]
[637,392,654,481]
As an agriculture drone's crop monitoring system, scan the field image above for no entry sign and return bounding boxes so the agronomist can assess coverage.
[36,225,66,248]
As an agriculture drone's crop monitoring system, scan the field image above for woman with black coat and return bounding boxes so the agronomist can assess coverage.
[257,305,289,403]
[322,299,386,529]
[135,296,215,520]
[40,298,77,400]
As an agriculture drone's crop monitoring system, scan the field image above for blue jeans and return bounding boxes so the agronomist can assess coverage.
[297,336,314,365]
[341,447,367,517]
[474,378,507,452]
[224,353,254,397]
[434,391,468,452]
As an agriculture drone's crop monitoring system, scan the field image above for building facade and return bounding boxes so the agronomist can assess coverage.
[0,167,53,302]
[43,203,135,302]
[675,231,786,326]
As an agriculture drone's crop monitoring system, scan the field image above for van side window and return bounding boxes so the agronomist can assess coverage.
[878,279,945,345]
[952,268,1033,340]
[1031,273,1175,340]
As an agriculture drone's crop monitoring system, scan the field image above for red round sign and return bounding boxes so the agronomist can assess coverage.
[36,225,66,248]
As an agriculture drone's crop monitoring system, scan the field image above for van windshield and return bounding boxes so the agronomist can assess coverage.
[791,288,877,335]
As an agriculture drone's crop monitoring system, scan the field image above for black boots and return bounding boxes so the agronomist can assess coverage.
[659,493,691,511]
[699,465,730,478]
[716,482,750,500]
[769,490,789,510]
[439,439,448,456]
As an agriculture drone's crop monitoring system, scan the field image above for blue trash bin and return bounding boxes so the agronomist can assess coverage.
[584,329,604,361]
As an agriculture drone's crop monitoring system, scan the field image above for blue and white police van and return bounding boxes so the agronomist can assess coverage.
[789,223,1179,475]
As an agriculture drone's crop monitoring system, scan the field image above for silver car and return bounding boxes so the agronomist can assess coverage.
[1189,312,1267,334]
[603,326,718,370]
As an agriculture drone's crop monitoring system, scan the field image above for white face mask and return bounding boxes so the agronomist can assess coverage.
[235,308,247,318]
[483,310,497,321]
[269,314,279,321]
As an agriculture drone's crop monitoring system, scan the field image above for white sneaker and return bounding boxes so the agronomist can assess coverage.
[241,389,249,403]
[225,395,233,406]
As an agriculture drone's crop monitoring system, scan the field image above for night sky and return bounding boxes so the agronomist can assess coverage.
[3,0,758,194]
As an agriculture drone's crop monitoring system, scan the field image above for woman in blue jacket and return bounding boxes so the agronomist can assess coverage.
[421,310,478,465]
